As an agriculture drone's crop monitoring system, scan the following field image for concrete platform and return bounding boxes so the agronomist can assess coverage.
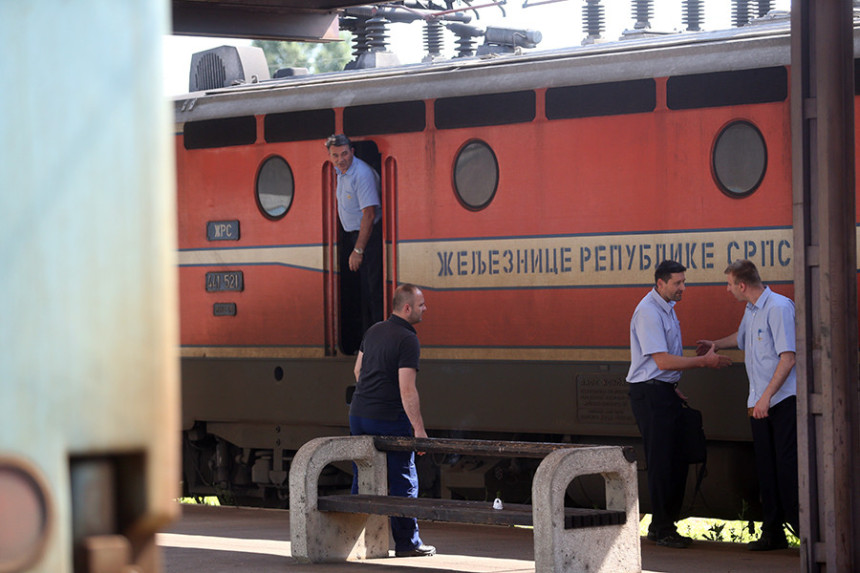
[158,504,800,572]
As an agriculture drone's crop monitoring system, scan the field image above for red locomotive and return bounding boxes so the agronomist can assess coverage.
[173,13,857,519]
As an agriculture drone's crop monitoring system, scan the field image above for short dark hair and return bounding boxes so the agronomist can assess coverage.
[325,133,351,149]
[655,260,686,283]
[393,283,419,311]
[725,259,762,287]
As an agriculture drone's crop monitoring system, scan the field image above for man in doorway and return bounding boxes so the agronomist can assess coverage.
[326,133,383,336]
[349,284,435,558]
[697,259,799,550]
[627,260,732,548]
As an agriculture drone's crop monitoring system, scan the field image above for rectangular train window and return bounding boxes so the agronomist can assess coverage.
[435,91,535,129]
[183,116,257,149]
[344,100,426,136]
[265,109,335,142]
[546,79,656,119]
[666,66,787,110]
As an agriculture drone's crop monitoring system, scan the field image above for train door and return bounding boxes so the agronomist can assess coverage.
[381,154,398,316]
[336,140,382,355]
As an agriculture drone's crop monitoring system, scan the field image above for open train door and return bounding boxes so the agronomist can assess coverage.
[381,153,398,317]
[323,140,383,356]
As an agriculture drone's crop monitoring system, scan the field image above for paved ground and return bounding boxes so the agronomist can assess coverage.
[158,504,800,572]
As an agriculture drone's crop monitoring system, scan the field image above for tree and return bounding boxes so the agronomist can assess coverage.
[252,32,353,75]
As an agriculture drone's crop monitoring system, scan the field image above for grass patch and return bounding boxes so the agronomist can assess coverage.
[178,496,221,506]
[639,514,799,547]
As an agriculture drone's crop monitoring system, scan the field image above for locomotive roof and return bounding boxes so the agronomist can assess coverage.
[174,18,860,124]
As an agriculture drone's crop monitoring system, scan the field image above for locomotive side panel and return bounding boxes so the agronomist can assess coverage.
[177,135,328,354]
[398,74,793,360]
[399,84,792,239]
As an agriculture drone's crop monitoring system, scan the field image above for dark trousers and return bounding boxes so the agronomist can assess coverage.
[629,382,689,537]
[342,222,384,335]
[349,413,423,552]
[750,396,799,538]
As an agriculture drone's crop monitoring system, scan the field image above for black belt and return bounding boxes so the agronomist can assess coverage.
[643,379,678,388]
[347,221,382,237]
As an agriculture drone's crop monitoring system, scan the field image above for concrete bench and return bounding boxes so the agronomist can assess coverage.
[289,436,641,572]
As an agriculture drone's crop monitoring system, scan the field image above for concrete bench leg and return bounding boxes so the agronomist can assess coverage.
[289,436,389,562]
[532,446,641,573]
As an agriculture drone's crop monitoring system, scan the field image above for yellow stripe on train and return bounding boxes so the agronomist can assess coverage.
[399,227,806,289]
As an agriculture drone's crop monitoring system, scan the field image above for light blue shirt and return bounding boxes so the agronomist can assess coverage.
[335,156,381,231]
[736,287,797,408]
[627,288,683,384]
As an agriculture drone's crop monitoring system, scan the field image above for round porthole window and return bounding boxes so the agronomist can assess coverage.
[256,155,294,219]
[712,121,767,198]
[0,458,52,573]
[453,140,498,210]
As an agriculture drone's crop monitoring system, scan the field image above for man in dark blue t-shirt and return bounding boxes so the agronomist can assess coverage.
[349,283,435,558]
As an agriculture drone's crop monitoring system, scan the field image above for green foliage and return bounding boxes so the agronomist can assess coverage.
[252,32,353,76]
[178,496,220,506]
[639,513,800,547]
[702,521,725,541]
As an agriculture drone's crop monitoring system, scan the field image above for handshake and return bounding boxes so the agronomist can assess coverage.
[694,339,732,369]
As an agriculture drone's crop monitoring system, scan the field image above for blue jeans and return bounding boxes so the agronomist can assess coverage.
[349,414,423,552]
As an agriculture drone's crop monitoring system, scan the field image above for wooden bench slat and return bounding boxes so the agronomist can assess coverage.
[565,510,626,529]
[318,495,534,526]
[372,436,592,458]
[317,494,626,529]
[372,436,636,463]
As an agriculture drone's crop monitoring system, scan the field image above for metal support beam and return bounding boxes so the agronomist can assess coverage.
[172,1,341,41]
[791,1,860,571]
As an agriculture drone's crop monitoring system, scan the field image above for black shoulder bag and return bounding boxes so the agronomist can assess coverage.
[680,401,706,464]
[680,400,708,516]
